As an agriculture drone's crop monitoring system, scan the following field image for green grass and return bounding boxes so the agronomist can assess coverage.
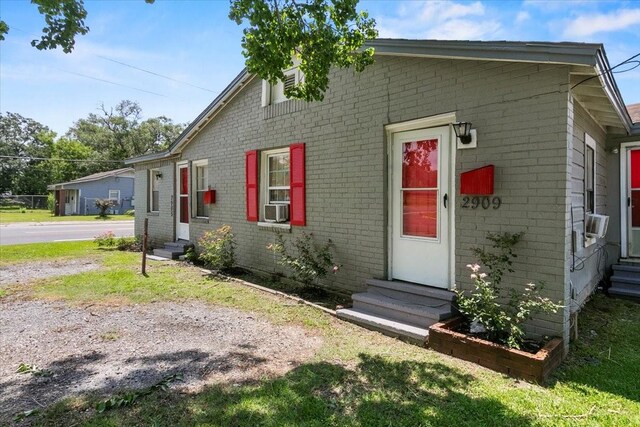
[0,241,99,266]
[0,208,133,223]
[6,242,640,426]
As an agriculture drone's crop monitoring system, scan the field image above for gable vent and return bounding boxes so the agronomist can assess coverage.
[283,74,296,91]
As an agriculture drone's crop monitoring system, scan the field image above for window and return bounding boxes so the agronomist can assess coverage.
[261,57,304,106]
[585,134,595,214]
[149,169,159,212]
[264,148,290,205]
[108,190,120,202]
[246,144,305,226]
[193,160,208,218]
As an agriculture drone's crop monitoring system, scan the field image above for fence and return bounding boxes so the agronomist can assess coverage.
[84,198,131,216]
[0,195,49,209]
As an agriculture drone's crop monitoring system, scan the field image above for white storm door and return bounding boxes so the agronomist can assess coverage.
[176,163,189,240]
[391,127,450,288]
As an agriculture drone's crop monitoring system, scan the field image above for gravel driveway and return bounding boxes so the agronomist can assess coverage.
[0,299,323,422]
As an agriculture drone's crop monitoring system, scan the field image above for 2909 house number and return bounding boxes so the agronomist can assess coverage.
[461,196,502,209]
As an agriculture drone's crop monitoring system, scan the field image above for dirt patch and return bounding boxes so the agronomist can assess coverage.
[0,300,322,422]
[0,259,101,287]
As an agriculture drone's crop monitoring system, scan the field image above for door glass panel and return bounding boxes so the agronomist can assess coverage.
[630,150,640,255]
[180,168,188,195]
[402,139,438,188]
[403,190,437,238]
[180,197,189,224]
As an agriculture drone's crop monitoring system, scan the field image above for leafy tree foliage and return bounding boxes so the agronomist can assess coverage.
[229,0,377,101]
[67,100,185,163]
[0,112,55,194]
[50,137,97,183]
[1,1,377,102]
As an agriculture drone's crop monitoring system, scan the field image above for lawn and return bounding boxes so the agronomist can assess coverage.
[2,242,639,426]
[0,208,133,223]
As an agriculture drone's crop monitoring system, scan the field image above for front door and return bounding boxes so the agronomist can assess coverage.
[176,163,189,240]
[391,126,451,287]
[64,190,77,215]
[627,147,640,257]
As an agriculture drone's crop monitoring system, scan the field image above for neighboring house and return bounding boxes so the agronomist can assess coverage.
[126,39,639,354]
[48,168,135,216]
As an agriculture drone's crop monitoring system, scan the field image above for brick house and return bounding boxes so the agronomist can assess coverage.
[126,40,639,352]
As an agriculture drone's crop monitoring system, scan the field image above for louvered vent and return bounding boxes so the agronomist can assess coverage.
[283,74,296,91]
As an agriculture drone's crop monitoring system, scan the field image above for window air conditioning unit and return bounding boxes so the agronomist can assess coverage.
[585,214,609,239]
[264,204,289,223]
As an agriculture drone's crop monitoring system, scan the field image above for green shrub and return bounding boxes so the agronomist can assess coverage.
[47,193,55,214]
[116,236,141,251]
[124,209,135,216]
[268,232,339,286]
[455,232,561,349]
[94,231,116,247]
[197,225,236,271]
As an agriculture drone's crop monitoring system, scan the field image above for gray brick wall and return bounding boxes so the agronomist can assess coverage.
[134,56,576,341]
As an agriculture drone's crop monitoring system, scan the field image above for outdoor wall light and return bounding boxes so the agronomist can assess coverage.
[453,122,473,145]
[155,172,163,180]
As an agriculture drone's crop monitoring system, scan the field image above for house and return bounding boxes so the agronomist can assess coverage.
[48,168,135,216]
[125,39,639,353]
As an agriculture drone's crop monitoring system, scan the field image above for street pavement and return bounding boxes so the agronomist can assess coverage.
[0,221,134,245]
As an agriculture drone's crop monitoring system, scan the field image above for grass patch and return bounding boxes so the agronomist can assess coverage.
[0,209,133,223]
[5,241,640,426]
[0,241,98,266]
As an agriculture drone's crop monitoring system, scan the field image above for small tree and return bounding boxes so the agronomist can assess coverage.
[95,199,117,217]
[47,193,55,214]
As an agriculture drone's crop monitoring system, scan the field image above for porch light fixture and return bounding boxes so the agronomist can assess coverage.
[453,122,473,145]
[155,171,163,180]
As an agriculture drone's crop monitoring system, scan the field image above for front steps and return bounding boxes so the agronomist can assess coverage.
[609,263,640,300]
[152,240,190,260]
[336,279,455,345]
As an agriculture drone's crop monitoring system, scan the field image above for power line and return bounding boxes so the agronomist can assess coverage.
[0,155,124,163]
[96,55,217,93]
[571,51,640,90]
[53,68,167,97]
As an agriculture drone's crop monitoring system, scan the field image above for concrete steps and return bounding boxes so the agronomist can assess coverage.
[336,279,455,345]
[152,240,190,260]
[610,263,640,300]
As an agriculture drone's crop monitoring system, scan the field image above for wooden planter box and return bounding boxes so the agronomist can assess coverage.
[429,317,564,383]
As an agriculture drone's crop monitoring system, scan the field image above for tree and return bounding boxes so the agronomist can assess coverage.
[49,137,97,184]
[229,0,377,101]
[1,1,377,102]
[67,100,185,164]
[0,112,55,194]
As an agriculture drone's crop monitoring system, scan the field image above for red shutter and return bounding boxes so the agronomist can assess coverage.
[290,143,306,226]
[246,150,258,221]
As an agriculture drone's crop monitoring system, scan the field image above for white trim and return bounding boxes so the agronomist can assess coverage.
[620,141,640,258]
[584,133,596,247]
[149,168,160,213]
[260,147,291,222]
[385,113,457,289]
[258,221,291,230]
[385,112,457,134]
[192,159,209,219]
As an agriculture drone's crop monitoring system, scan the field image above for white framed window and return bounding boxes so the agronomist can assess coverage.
[108,190,120,202]
[262,148,290,205]
[193,160,209,218]
[149,169,160,212]
[584,133,596,247]
[261,57,304,106]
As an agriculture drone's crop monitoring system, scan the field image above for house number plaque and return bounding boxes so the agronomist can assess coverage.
[461,196,501,209]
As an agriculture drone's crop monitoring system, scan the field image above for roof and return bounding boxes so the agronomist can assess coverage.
[125,39,634,165]
[47,168,134,190]
[628,103,640,124]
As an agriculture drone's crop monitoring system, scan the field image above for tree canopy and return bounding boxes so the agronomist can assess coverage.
[1,0,378,102]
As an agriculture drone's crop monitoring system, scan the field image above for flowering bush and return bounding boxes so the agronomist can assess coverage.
[455,232,562,349]
[268,232,339,286]
[198,225,236,271]
[456,264,561,349]
[94,231,116,247]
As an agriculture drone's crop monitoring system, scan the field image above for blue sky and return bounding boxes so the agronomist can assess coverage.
[1,0,639,136]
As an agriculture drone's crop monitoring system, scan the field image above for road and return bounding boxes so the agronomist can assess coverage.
[0,221,134,245]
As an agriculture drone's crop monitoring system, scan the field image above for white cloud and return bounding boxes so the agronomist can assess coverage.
[375,1,501,40]
[563,8,640,37]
